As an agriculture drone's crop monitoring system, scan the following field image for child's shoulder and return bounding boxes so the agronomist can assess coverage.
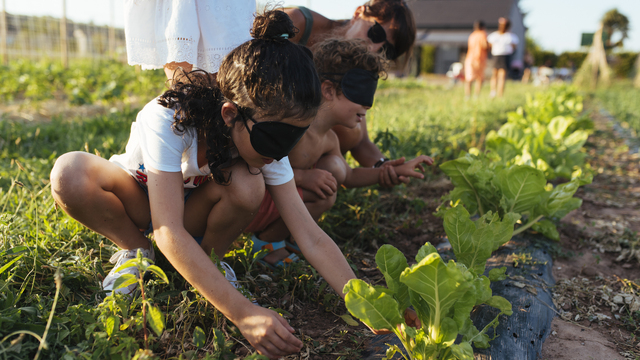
[137,97,175,123]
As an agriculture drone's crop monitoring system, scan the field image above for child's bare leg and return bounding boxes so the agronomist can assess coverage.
[183,161,265,259]
[50,151,151,250]
[258,154,346,264]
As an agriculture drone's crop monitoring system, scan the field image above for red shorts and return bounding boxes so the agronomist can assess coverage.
[244,187,304,233]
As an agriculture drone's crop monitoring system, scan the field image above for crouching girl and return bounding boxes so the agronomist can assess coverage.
[50,10,359,359]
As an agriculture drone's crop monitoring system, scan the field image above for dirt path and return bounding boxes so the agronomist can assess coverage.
[539,105,640,360]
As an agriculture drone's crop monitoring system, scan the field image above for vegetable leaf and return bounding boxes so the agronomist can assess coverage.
[376,245,411,311]
[343,279,404,331]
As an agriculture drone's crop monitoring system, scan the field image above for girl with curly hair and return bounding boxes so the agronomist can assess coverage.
[50,9,361,359]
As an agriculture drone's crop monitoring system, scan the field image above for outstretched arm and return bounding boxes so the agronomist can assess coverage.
[270,179,421,334]
[343,155,434,188]
[344,119,386,168]
[269,179,356,297]
[146,169,302,359]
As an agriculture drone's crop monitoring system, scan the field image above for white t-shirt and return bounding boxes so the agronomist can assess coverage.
[124,0,254,73]
[487,32,519,56]
[109,99,294,188]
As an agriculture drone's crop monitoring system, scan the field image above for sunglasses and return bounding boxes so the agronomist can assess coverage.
[367,21,398,60]
[237,108,310,161]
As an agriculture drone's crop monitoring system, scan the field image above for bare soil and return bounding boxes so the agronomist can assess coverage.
[540,106,640,360]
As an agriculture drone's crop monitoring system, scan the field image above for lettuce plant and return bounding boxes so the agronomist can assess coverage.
[439,153,590,241]
[485,116,590,180]
[485,86,592,180]
[343,207,514,360]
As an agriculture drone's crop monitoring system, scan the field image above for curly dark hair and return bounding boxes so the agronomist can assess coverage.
[218,8,321,121]
[363,0,416,62]
[157,8,322,186]
[157,70,234,185]
[313,38,388,94]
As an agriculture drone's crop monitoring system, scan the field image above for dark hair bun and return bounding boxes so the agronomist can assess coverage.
[251,8,297,40]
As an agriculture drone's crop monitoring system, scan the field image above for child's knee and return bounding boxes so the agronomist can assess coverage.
[319,191,337,212]
[50,152,91,201]
[316,154,347,185]
[226,165,265,213]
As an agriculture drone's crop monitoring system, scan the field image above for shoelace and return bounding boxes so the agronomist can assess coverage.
[109,249,137,265]
[220,262,238,288]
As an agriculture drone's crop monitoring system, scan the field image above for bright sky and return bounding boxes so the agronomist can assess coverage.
[6,0,640,53]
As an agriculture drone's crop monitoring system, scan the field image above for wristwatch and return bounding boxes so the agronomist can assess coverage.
[373,157,389,168]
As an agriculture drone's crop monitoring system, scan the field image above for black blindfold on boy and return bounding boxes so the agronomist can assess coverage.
[236,107,310,161]
[322,68,380,108]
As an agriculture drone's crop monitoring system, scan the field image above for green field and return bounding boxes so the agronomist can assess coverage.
[0,68,571,359]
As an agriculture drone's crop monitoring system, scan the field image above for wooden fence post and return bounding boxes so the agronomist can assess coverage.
[60,0,68,68]
[1,0,7,65]
[109,0,115,59]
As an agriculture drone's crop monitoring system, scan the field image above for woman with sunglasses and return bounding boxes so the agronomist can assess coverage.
[50,10,368,359]
[286,0,415,62]
[287,0,418,186]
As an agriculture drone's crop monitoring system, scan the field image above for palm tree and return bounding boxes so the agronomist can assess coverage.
[601,9,629,50]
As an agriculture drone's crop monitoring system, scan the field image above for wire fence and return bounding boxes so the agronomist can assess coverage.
[1,2,125,66]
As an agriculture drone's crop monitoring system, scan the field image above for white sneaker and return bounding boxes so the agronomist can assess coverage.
[220,261,259,305]
[103,243,155,297]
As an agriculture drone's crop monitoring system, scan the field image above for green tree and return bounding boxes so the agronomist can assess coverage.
[602,9,629,49]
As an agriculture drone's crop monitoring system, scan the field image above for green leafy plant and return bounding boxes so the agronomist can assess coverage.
[110,249,169,349]
[439,153,591,241]
[343,206,515,360]
[485,86,593,180]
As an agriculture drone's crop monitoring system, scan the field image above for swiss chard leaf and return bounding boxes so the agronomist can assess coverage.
[536,178,584,219]
[531,219,560,241]
[416,242,438,263]
[496,165,547,214]
[376,245,410,312]
[343,279,404,331]
[400,253,474,342]
[444,207,517,275]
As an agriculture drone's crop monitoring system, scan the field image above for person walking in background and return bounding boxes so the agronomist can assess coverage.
[124,0,255,80]
[464,20,488,98]
[488,17,519,98]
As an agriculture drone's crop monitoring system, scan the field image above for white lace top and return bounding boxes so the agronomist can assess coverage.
[124,0,255,73]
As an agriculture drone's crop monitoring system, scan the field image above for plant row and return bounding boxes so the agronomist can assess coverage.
[0,58,166,104]
[343,85,592,360]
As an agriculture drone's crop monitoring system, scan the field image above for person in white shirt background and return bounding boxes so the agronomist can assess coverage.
[487,17,519,98]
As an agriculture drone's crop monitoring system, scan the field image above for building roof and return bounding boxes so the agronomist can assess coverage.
[408,0,516,30]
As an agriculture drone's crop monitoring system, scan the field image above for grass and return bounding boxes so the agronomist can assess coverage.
[0,78,536,359]
[595,80,640,136]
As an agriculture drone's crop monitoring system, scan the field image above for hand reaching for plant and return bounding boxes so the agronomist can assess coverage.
[378,158,403,188]
[380,155,434,186]
[298,168,338,199]
[234,305,303,359]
